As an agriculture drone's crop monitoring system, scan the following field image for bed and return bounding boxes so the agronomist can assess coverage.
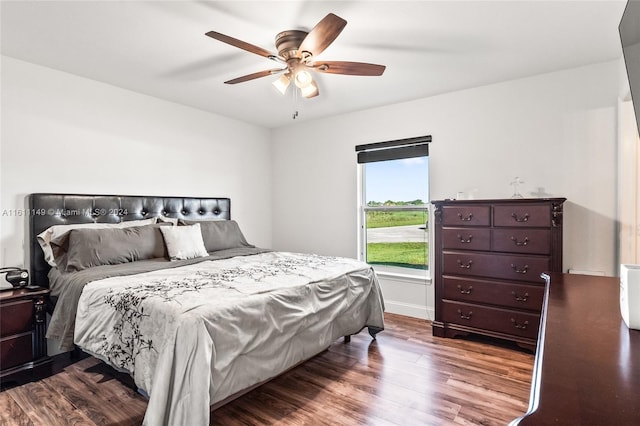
[28,193,385,426]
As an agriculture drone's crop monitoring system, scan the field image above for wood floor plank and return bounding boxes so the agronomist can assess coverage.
[44,365,144,425]
[0,391,34,426]
[62,357,147,412]
[7,381,94,426]
[276,367,401,425]
[0,313,533,426]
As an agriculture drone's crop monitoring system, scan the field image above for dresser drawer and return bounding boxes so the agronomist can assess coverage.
[442,276,544,311]
[492,228,551,254]
[0,333,33,370]
[442,300,540,339]
[0,299,33,337]
[443,251,550,283]
[442,228,491,251]
[441,206,490,227]
[494,204,551,227]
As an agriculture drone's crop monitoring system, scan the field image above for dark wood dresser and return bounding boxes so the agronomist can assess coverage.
[512,273,640,425]
[431,198,565,348]
[0,287,51,388]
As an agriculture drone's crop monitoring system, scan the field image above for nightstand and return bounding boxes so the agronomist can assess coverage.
[0,287,52,388]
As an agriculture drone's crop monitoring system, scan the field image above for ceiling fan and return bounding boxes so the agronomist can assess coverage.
[205,13,386,99]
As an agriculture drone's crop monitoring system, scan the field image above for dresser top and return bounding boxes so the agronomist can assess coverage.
[0,287,49,302]
[432,197,566,206]
[514,273,640,424]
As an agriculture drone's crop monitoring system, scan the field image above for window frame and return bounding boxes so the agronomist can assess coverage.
[357,158,431,280]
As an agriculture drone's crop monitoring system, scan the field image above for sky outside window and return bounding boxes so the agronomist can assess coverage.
[365,157,429,204]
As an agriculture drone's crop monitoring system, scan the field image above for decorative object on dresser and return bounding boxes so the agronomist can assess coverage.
[0,267,29,290]
[0,287,52,388]
[431,198,565,349]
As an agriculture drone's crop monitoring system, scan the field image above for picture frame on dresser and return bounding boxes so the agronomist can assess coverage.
[431,198,565,350]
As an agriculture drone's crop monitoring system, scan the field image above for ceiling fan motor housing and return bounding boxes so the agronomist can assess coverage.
[275,30,308,60]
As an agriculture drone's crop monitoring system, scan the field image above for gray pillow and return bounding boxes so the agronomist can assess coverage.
[178,219,253,252]
[157,216,179,225]
[37,218,157,267]
[63,224,170,272]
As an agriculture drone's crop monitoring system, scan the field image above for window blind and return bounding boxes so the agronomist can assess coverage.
[355,135,431,164]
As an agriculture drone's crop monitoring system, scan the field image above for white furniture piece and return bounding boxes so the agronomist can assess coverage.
[620,264,640,330]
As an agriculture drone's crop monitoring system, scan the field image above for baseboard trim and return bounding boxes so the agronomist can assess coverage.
[384,300,433,320]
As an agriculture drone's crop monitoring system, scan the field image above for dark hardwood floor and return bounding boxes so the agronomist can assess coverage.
[0,313,534,425]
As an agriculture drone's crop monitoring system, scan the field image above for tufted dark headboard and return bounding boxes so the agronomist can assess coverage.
[28,193,230,287]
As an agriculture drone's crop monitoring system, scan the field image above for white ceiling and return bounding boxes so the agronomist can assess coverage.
[0,1,628,129]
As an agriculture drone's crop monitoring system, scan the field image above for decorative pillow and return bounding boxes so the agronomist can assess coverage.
[178,219,253,252]
[37,218,157,267]
[63,224,170,272]
[159,224,208,260]
[157,216,179,225]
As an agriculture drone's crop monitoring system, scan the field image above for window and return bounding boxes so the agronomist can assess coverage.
[356,136,430,275]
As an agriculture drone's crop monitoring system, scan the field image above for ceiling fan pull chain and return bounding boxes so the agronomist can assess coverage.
[292,84,299,119]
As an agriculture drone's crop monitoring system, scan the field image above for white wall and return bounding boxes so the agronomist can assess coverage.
[0,56,273,268]
[0,55,622,320]
[271,60,621,318]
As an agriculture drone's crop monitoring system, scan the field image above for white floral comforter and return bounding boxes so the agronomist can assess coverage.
[74,252,385,426]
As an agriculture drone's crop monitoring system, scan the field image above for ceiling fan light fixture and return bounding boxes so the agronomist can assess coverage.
[272,73,291,95]
[300,80,319,98]
[294,69,313,88]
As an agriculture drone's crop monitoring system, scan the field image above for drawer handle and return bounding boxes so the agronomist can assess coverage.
[35,297,46,323]
[457,284,473,295]
[510,263,529,274]
[457,212,474,221]
[511,291,529,302]
[457,234,473,244]
[511,213,530,222]
[458,309,473,320]
[511,318,529,330]
[510,236,529,246]
[457,259,473,269]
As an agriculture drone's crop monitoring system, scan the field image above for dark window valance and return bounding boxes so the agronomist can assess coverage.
[355,135,431,164]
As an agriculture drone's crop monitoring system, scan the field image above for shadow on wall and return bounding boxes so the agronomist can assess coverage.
[563,201,617,277]
[0,193,30,269]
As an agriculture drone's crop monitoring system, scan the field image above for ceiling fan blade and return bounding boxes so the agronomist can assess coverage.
[297,13,347,58]
[310,61,386,76]
[205,31,280,61]
[224,68,286,84]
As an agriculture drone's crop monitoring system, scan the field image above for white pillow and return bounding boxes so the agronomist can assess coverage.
[37,218,157,267]
[160,224,208,260]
